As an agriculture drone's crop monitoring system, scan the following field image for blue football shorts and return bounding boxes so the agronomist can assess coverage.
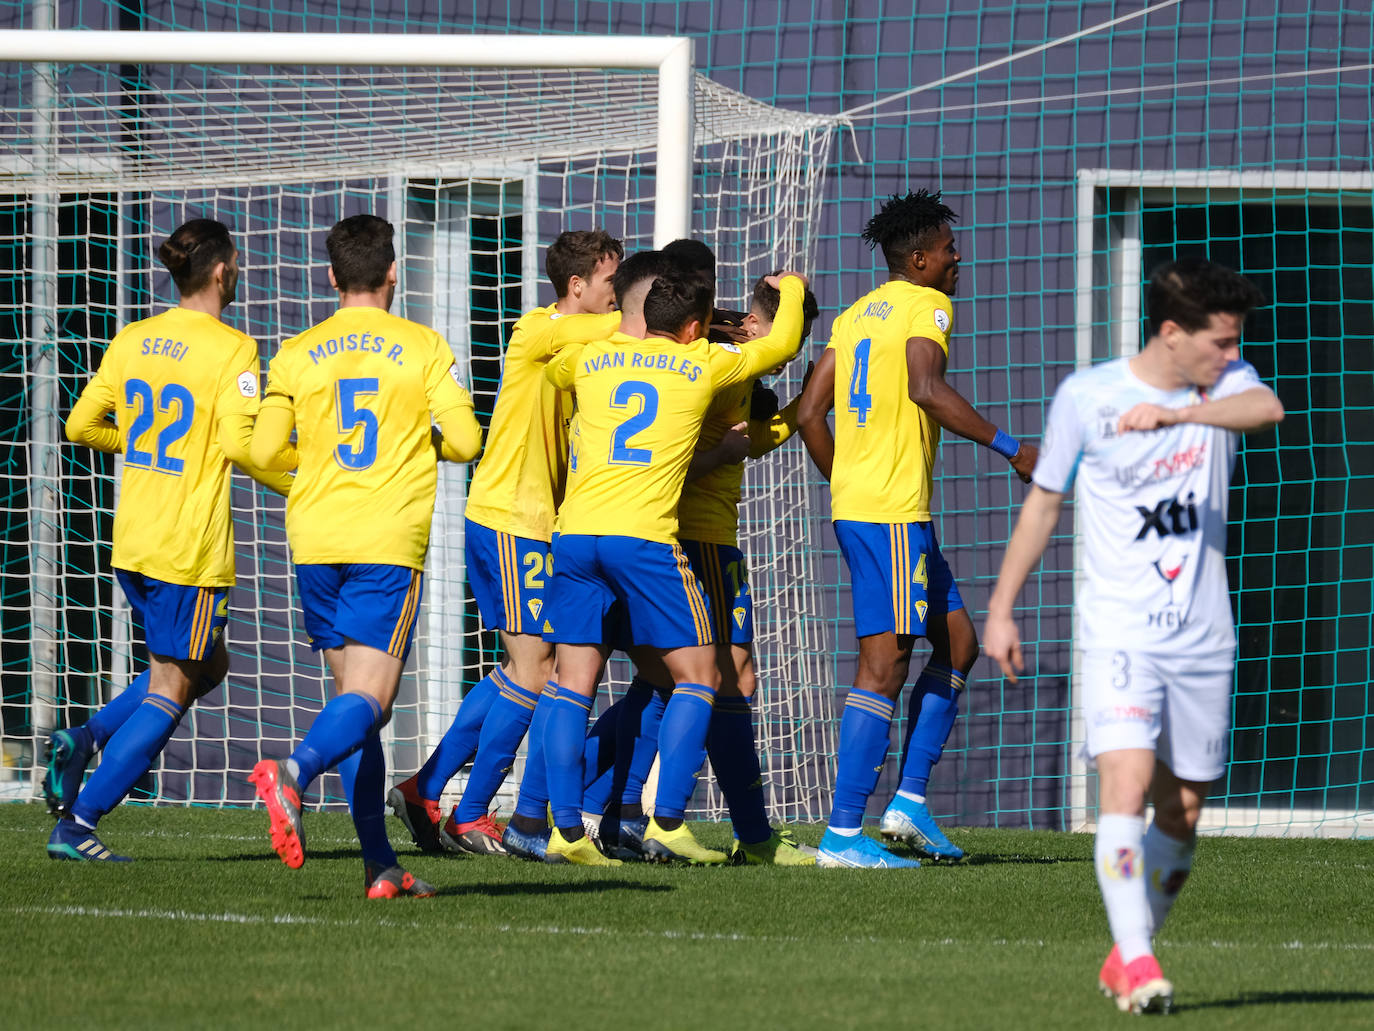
[465,518,553,636]
[116,568,228,662]
[833,519,964,639]
[680,540,753,646]
[544,534,714,651]
[294,562,423,662]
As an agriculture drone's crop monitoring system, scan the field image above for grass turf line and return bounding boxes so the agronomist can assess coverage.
[2,803,1371,1029]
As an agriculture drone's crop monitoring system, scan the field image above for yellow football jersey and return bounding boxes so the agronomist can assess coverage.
[67,307,262,587]
[464,307,621,542]
[828,279,953,523]
[263,306,477,570]
[675,379,799,546]
[548,277,805,543]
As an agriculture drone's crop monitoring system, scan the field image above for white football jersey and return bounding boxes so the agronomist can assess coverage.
[1034,357,1266,654]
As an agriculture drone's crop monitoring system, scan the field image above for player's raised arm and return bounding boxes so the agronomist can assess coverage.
[1118,373,1284,434]
[710,273,807,387]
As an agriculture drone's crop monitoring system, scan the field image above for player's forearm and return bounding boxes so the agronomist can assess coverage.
[739,278,805,377]
[545,343,585,389]
[1175,388,1285,433]
[65,394,122,454]
[987,486,1064,617]
[797,418,835,481]
[911,376,1005,446]
[218,414,294,496]
[748,393,799,458]
[249,400,299,471]
[433,403,483,462]
[549,311,620,351]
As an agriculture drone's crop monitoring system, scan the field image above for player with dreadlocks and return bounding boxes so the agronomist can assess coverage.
[797,189,1037,867]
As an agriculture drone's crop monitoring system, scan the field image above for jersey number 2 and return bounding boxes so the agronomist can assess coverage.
[335,377,379,470]
[125,378,194,475]
[847,337,873,427]
[609,380,658,466]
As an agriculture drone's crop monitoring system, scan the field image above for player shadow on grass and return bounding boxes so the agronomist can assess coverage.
[428,880,674,899]
[1174,989,1374,1012]
[206,848,388,862]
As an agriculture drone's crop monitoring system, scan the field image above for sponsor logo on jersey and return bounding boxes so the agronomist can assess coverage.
[237,371,258,398]
[715,341,741,354]
[448,363,463,386]
[1114,442,1207,487]
[1134,492,1198,540]
[933,308,950,334]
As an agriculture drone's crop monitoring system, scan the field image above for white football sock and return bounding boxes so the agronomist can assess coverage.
[1095,812,1152,963]
[1143,821,1195,936]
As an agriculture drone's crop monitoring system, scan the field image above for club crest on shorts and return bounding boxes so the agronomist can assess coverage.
[733,605,747,629]
[527,598,543,621]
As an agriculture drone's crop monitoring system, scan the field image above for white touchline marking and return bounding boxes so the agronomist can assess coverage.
[8,906,1372,953]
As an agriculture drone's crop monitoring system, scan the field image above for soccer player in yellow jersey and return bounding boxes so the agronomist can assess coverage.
[580,268,822,866]
[537,262,807,866]
[385,230,621,860]
[46,219,293,862]
[797,189,1037,868]
[248,214,482,899]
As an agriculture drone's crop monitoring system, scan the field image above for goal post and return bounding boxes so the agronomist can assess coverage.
[0,29,845,822]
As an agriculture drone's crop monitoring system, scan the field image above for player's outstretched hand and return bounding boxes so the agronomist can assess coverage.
[764,270,809,289]
[717,422,751,463]
[1009,441,1038,483]
[983,612,1024,683]
[1117,402,1178,433]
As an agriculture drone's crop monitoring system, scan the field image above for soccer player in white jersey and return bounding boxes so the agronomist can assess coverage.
[983,258,1282,1013]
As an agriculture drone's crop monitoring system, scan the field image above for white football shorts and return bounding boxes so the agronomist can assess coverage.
[1080,647,1236,783]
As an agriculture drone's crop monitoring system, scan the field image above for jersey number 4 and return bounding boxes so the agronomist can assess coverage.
[335,377,380,470]
[125,378,194,475]
[608,379,658,466]
[847,338,873,427]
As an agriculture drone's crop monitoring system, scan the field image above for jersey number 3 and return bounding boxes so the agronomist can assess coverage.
[847,337,873,427]
[608,380,658,466]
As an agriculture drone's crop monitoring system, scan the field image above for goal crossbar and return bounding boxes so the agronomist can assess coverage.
[0,29,693,245]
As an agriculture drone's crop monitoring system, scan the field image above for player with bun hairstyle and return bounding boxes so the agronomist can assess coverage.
[46,219,293,861]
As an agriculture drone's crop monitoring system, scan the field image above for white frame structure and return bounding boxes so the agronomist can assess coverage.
[1073,167,1374,838]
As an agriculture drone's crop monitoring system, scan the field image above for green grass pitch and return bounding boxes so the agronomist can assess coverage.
[2,803,1371,1029]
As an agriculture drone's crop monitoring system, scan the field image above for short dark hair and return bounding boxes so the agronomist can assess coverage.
[613,249,675,308]
[862,189,958,274]
[661,238,716,279]
[157,218,235,295]
[545,229,623,297]
[643,264,714,337]
[751,272,820,338]
[1147,259,1266,336]
[327,214,394,292]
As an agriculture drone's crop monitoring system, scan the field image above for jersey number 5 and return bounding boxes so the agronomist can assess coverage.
[335,377,379,470]
[609,379,658,466]
[125,378,194,475]
[847,337,873,427]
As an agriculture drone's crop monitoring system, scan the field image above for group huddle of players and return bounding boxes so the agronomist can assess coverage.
[42,188,1283,1015]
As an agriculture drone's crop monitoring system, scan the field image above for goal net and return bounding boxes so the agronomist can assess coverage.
[0,37,847,822]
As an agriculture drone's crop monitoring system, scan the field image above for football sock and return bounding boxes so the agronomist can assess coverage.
[413,669,501,799]
[84,668,151,749]
[453,674,540,823]
[708,695,770,844]
[1095,812,1152,963]
[897,663,965,796]
[513,682,559,822]
[616,678,669,809]
[580,697,623,816]
[827,688,895,831]
[545,685,594,833]
[338,730,398,870]
[290,691,384,792]
[70,693,185,827]
[653,681,716,820]
[1143,821,1195,936]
